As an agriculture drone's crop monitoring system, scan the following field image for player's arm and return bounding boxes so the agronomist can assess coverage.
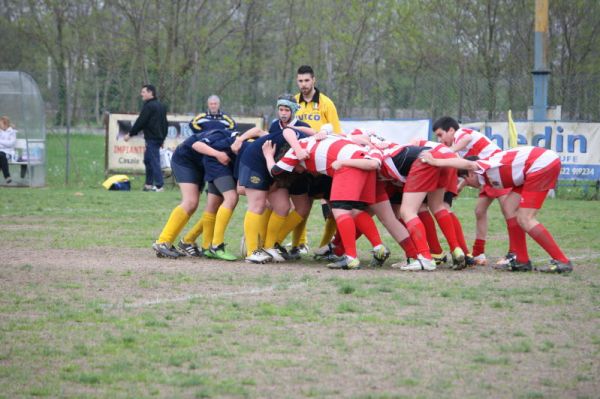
[421,152,477,170]
[450,134,471,153]
[331,158,380,171]
[292,125,317,136]
[191,141,230,165]
[231,127,267,153]
[283,128,309,160]
[262,140,296,176]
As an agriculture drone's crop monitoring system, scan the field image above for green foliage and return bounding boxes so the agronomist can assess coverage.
[3,1,600,123]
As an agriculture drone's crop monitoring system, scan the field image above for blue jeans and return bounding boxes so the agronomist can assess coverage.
[144,139,164,188]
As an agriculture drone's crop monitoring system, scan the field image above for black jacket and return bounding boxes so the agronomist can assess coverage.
[129,98,168,141]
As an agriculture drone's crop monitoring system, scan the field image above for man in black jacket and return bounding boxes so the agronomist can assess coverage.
[125,84,168,191]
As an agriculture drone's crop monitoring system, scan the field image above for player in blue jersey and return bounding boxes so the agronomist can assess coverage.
[238,94,317,263]
[151,132,230,258]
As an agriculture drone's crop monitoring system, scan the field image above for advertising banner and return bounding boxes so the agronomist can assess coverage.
[464,121,600,180]
[340,119,430,143]
[106,113,264,173]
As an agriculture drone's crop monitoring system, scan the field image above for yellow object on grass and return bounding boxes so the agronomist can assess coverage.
[102,175,129,190]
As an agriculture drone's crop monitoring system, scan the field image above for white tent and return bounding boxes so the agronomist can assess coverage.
[0,71,46,187]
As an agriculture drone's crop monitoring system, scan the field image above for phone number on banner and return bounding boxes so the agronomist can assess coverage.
[559,164,600,180]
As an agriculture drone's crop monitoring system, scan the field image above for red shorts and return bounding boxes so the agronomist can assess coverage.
[375,180,389,203]
[445,168,458,195]
[404,149,457,193]
[479,185,512,199]
[514,159,560,209]
[330,167,376,204]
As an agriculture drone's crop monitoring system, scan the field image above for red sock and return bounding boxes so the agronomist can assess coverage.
[434,209,459,250]
[507,217,528,262]
[418,211,443,254]
[528,223,569,263]
[472,239,486,257]
[354,211,382,247]
[405,217,432,259]
[335,214,357,258]
[399,237,418,259]
[450,212,469,253]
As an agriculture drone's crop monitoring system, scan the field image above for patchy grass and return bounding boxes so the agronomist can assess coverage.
[0,134,599,397]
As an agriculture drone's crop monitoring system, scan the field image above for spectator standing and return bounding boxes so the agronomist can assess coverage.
[189,95,236,133]
[124,84,168,192]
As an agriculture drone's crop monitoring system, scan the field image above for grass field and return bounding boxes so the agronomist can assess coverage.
[1,134,599,398]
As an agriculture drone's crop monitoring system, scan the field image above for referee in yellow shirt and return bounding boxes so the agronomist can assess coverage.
[290,65,341,259]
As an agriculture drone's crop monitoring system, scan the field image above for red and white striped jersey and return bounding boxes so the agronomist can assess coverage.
[372,143,407,182]
[475,146,560,189]
[414,139,445,151]
[454,128,501,160]
[275,136,377,177]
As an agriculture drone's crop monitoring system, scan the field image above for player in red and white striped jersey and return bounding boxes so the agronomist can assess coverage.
[421,146,572,274]
[263,135,389,270]
[399,138,470,269]
[433,116,512,266]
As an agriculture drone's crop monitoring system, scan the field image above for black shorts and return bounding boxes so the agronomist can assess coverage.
[389,191,403,205]
[207,175,236,196]
[444,191,456,207]
[288,174,309,196]
[172,158,205,188]
[307,174,332,200]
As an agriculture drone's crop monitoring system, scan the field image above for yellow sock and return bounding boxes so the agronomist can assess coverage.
[201,212,216,249]
[277,210,304,244]
[157,205,191,244]
[264,212,287,248]
[244,211,263,256]
[258,208,272,248]
[292,218,308,247]
[212,206,234,247]
[319,216,337,247]
[182,213,204,243]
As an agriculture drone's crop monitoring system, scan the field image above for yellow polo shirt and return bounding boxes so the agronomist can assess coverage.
[295,89,342,134]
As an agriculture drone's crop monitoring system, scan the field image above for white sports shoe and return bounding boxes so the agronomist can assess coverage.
[297,243,310,255]
[473,253,487,265]
[313,243,333,256]
[398,255,436,271]
[264,247,286,263]
[245,249,271,264]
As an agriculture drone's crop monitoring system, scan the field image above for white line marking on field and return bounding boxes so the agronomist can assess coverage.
[106,282,308,310]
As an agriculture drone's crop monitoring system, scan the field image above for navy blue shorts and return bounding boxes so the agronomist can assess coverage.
[238,164,272,191]
[172,158,205,188]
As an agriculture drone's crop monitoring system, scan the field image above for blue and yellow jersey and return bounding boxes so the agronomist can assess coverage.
[295,88,341,134]
[189,111,236,133]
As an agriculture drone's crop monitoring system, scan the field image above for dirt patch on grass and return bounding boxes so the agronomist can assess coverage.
[2,247,599,398]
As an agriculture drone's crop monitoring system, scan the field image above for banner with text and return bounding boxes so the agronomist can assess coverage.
[340,119,430,143]
[463,121,600,181]
[106,113,264,173]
